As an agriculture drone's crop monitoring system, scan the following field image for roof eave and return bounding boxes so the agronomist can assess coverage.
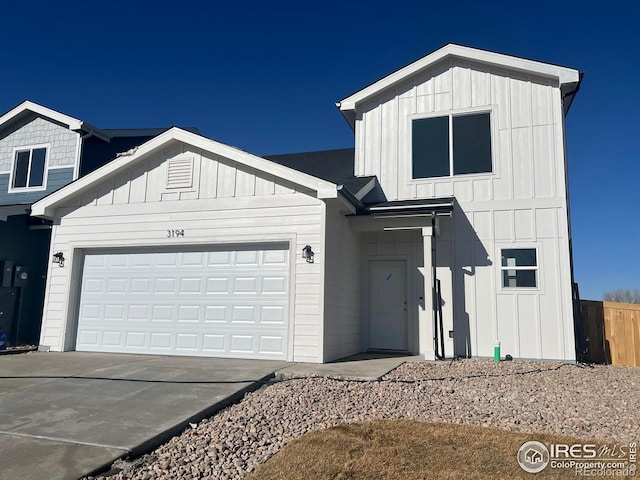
[338,44,581,121]
[0,100,84,131]
[32,128,339,219]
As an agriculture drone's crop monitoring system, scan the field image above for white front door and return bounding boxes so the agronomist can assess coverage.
[368,260,408,351]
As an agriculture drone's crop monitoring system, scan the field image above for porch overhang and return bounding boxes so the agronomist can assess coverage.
[365,197,455,217]
[348,197,454,232]
[350,197,455,362]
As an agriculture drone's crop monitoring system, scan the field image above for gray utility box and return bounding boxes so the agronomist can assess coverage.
[2,260,13,287]
[0,287,18,342]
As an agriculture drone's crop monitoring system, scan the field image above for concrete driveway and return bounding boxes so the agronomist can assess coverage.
[0,352,289,480]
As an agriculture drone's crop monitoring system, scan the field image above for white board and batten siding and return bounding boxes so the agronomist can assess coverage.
[354,59,575,361]
[39,142,326,362]
[322,201,361,361]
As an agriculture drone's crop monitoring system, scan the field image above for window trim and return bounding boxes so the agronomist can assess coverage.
[498,246,540,290]
[9,144,50,193]
[409,106,496,181]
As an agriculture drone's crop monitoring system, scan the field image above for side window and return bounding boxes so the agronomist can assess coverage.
[501,248,538,288]
[12,147,47,189]
[412,112,492,179]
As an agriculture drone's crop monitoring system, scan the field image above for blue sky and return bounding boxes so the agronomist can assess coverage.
[3,0,638,300]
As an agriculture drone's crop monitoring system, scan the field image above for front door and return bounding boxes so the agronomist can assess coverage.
[368,260,407,351]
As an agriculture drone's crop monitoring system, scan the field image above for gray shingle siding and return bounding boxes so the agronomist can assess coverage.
[0,168,73,205]
[0,113,78,173]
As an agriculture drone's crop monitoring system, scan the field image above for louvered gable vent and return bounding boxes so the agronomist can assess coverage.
[166,157,194,189]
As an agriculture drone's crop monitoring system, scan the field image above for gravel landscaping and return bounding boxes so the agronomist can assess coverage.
[91,359,640,480]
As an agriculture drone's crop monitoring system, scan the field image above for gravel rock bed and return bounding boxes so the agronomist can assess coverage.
[93,359,640,480]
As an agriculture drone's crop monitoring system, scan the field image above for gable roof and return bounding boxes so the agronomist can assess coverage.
[31,128,339,219]
[0,100,85,131]
[337,43,582,128]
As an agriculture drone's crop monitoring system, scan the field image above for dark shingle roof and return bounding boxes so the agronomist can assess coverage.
[79,127,200,177]
[263,148,374,195]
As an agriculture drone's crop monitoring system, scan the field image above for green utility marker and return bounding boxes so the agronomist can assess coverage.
[494,340,501,362]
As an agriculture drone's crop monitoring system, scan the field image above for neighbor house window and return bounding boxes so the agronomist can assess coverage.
[12,147,47,189]
[412,112,492,179]
[501,248,538,288]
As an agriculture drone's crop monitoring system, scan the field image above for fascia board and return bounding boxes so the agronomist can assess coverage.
[338,44,580,111]
[80,122,112,141]
[0,100,83,131]
[31,128,337,218]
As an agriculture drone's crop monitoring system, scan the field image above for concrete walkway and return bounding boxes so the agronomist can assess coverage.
[0,351,419,479]
[0,352,289,480]
[277,352,422,380]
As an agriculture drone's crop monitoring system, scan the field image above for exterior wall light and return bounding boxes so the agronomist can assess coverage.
[52,252,65,267]
[302,245,314,263]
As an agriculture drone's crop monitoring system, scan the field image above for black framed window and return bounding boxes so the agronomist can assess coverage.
[413,112,492,179]
[12,147,47,189]
[501,248,538,288]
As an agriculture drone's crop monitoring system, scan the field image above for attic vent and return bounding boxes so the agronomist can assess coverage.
[166,157,194,189]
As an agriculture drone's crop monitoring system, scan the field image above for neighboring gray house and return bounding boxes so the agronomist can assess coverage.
[0,101,192,345]
[32,44,582,363]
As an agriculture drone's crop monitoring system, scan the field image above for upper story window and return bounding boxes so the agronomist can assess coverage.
[412,112,492,179]
[501,248,538,288]
[12,146,47,190]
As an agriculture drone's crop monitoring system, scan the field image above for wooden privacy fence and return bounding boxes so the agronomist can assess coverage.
[580,300,640,367]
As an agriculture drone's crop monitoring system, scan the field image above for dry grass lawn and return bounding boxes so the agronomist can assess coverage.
[248,420,599,480]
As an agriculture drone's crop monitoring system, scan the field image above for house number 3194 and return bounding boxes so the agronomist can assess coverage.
[167,229,185,238]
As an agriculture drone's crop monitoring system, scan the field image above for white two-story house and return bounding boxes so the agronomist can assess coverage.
[0,101,192,345]
[31,44,582,362]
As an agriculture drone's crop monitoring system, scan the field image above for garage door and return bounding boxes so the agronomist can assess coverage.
[76,245,290,359]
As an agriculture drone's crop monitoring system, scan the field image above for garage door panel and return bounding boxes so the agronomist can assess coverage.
[102,331,123,346]
[207,251,232,266]
[233,277,257,294]
[264,249,288,265]
[235,250,259,265]
[180,278,203,294]
[130,279,151,293]
[260,336,285,354]
[151,332,171,349]
[104,305,124,319]
[176,333,198,350]
[78,330,99,346]
[206,278,229,294]
[76,245,289,359]
[126,332,146,347]
[262,277,287,293]
[203,334,225,351]
[151,305,172,321]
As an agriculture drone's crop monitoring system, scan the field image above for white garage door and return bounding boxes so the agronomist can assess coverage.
[76,244,290,359]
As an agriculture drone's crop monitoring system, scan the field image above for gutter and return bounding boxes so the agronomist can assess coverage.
[337,185,364,212]
[561,72,584,116]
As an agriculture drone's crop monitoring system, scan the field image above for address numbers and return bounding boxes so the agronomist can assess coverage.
[167,229,185,238]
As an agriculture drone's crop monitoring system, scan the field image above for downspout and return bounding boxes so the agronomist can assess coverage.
[561,72,585,360]
[431,211,444,360]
